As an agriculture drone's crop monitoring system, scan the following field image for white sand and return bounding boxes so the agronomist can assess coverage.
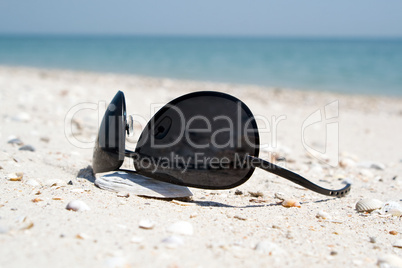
[0,66,401,268]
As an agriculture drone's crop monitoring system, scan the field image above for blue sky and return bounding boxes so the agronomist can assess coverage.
[0,0,401,37]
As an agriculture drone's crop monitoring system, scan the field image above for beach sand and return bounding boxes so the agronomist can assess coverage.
[0,65,401,268]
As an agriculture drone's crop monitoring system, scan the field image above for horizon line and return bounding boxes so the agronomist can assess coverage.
[0,32,402,40]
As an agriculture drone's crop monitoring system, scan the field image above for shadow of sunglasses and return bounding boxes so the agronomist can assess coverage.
[93,91,351,197]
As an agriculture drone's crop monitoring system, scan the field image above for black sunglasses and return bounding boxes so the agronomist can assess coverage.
[93,91,351,197]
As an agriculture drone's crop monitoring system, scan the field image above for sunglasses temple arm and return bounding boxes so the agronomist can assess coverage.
[247,156,351,197]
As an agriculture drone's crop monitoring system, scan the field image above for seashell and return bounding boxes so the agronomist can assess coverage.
[75,233,90,240]
[377,254,402,268]
[138,219,155,229]
[6,172,23,181]
[167,221,193,236]
[339,158,356,168]
[274,192,287,201]
[393,239,402,248]
[359,169,374,179]
[355,198,383,212]
[282,199,301,208]
[316,211,331,220]
[46,179,66,187]
[95,171,193,198]
[161,236,184,249]
[65,200,90,212]
[380,201,402,216]
[254,241,285,255]
[130,236,144,244]
[25,179,40,187]
[11,112,31,122]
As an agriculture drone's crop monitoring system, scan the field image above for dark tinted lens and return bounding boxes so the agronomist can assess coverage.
[93,91,127,173]
[134,92,259,189]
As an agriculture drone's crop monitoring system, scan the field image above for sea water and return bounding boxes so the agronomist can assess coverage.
[0,35,401,96]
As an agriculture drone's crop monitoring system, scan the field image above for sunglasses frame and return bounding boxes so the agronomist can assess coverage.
[93,91,351,197]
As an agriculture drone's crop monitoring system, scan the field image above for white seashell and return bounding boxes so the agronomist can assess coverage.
[339,158,356,168]
[254,241,285,255]
[274,192,287,201]
[359,169,374,179]
[11,112,31,122]
[6,172,24,181]
[66,200,90,212]
[166,221,193,236]
[161,236,184,248]
[95,172,193,198]
[381,201,402,216]
[316,211,331,220]
[377,254,402,268]
[46,179,66,187]
[393,239,402,248]
[282,199,301,208]
[355,198,383,212]
[130,236,144,244]
[105,257,128,268]
[139,219,155,229]
[25,179,40,187]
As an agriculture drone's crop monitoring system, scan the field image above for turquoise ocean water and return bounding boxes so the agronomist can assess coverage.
[0,35,401,96]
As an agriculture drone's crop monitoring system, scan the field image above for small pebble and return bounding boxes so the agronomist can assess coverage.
[19,145,35,152]
[40,137,50,143]
[249,191,264,198]
[389,230,398,235]
[167,221,193,236]
[7,137,23,145]
[139,219,155,230]
[369,236,377,243]
[161,236,184,249]
[116,192,130,198]
[65,200,90,212]
[234,215,248,221]
[234,189,243,195]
